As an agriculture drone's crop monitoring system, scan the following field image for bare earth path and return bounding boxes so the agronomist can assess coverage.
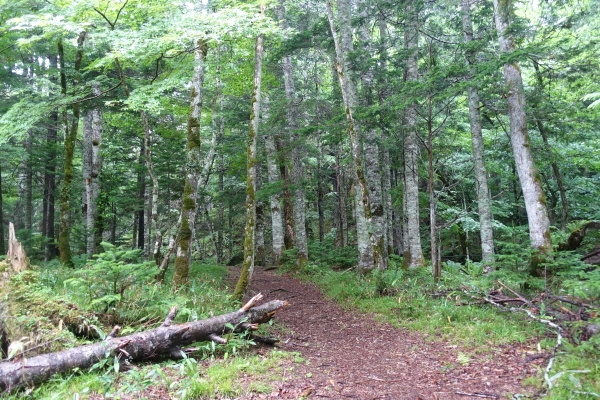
[240,267,540,400]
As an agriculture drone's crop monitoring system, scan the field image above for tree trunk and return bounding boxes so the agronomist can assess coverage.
[58,32,86,268]
[173,39,207,287]
[461,0,495,268]
[493,0,552,270]
[7,222,30,273]
[402,2,424,269]
[327,0,374,272]
[255,161,266,267]
[43,108,59,261]
[135,141,146,250]
[0,166,4,255]
[358,10,387,270]
[264,131,285,268]
[24,132,33,234]
[0,295,287,393]
[233,10,265,301]
[43,55,59,261]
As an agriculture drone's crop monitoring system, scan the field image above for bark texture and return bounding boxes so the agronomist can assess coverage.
[326,0,374,271]
[57,32,86,268]
[173,39,207,286]
[461,0,495,267]
[493,0,552,266]
[233,15,265,300]
[402,3,424,268]
[6,222,30,273]
[0,296,287,393]
[265,132,285,268]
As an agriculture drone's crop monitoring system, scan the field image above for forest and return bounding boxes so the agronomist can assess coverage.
[1,0,600,398]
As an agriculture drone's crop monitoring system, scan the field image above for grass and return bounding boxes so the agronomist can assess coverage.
[284,254,600,399]
[0,254,295,399]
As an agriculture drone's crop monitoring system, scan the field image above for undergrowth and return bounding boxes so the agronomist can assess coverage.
[289,236,600,399]
[0,246,292,399]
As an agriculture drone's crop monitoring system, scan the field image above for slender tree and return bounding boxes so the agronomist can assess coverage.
[173,38,208,287]
[233,3,265,300]
[461,0,495,268]
[402,1,425,268]
[57,32,86,268]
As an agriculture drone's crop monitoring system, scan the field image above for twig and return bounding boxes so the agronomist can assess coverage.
[455,392,499,399]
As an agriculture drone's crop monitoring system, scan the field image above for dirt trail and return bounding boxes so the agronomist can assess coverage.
[241,268,540,400]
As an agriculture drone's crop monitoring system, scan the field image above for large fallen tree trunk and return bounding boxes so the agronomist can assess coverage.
[0,294,287,392]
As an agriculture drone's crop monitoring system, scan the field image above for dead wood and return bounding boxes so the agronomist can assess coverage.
[0,294,288,393]
[558,221,600,252]
[6,222,30,273]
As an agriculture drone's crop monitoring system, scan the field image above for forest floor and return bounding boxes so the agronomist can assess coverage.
[233,267,542,400]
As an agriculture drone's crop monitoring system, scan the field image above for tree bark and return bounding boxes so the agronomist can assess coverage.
[402,2,424,268]
[233,9,265,301]
[58,32,86,268]
[43,55,59,261]
[327,0,374,272]
[358,6,387,270]
[173,39,207,287]
[0,295,287,393]
[7,222,30,273]
[493,0,552,270]
[0,164,4,255]
[461,0,495,268]
[255,161,266,267]
[264,130,285,268]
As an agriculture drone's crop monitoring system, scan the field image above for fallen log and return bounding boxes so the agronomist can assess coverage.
[0,293,287,393]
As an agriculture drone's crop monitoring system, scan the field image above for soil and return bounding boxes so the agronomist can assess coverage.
[237,267,542,400]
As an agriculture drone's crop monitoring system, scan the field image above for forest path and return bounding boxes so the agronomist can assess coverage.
[239,267,539,400]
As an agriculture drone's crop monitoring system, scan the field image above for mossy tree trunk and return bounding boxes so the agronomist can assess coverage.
[461,0,495,269]
[326,0,375,272]
[57,32,86,268]
[493,0,552,271]
[233,7,265,301]
[173,39,207,287]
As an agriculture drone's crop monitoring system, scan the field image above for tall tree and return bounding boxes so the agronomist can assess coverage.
[233,2,265,300]
[57,32,86,268]
[326,0,375,272]
[172,37,208,287]
[493,0,552,270]
[264,130,285,268]
[461,0,495,268]
[402,1,425,269]
[278,1,308,269]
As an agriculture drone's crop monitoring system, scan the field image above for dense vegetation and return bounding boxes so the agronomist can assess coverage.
[1,0,600,398]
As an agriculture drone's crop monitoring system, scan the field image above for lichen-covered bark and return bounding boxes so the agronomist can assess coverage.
[326,0,374,272]
[255,161,266,267]
[58,32,86,268]
[402,3,424,269]
[82,84,103,258]
[265,131,285,267]
[0,164,4,254]
[461,0,495,268]
[173,39,207,287]
[358,6,387,270]
[493,0,552,269]
[233,18,264,300]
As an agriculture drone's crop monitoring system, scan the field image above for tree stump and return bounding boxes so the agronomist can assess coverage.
[6,222,29,273]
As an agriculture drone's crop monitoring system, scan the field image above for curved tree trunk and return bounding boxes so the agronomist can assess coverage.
[461,0,495,268]
[233,10,265,300]
[326,0,374,272]
[493,0,552,272]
